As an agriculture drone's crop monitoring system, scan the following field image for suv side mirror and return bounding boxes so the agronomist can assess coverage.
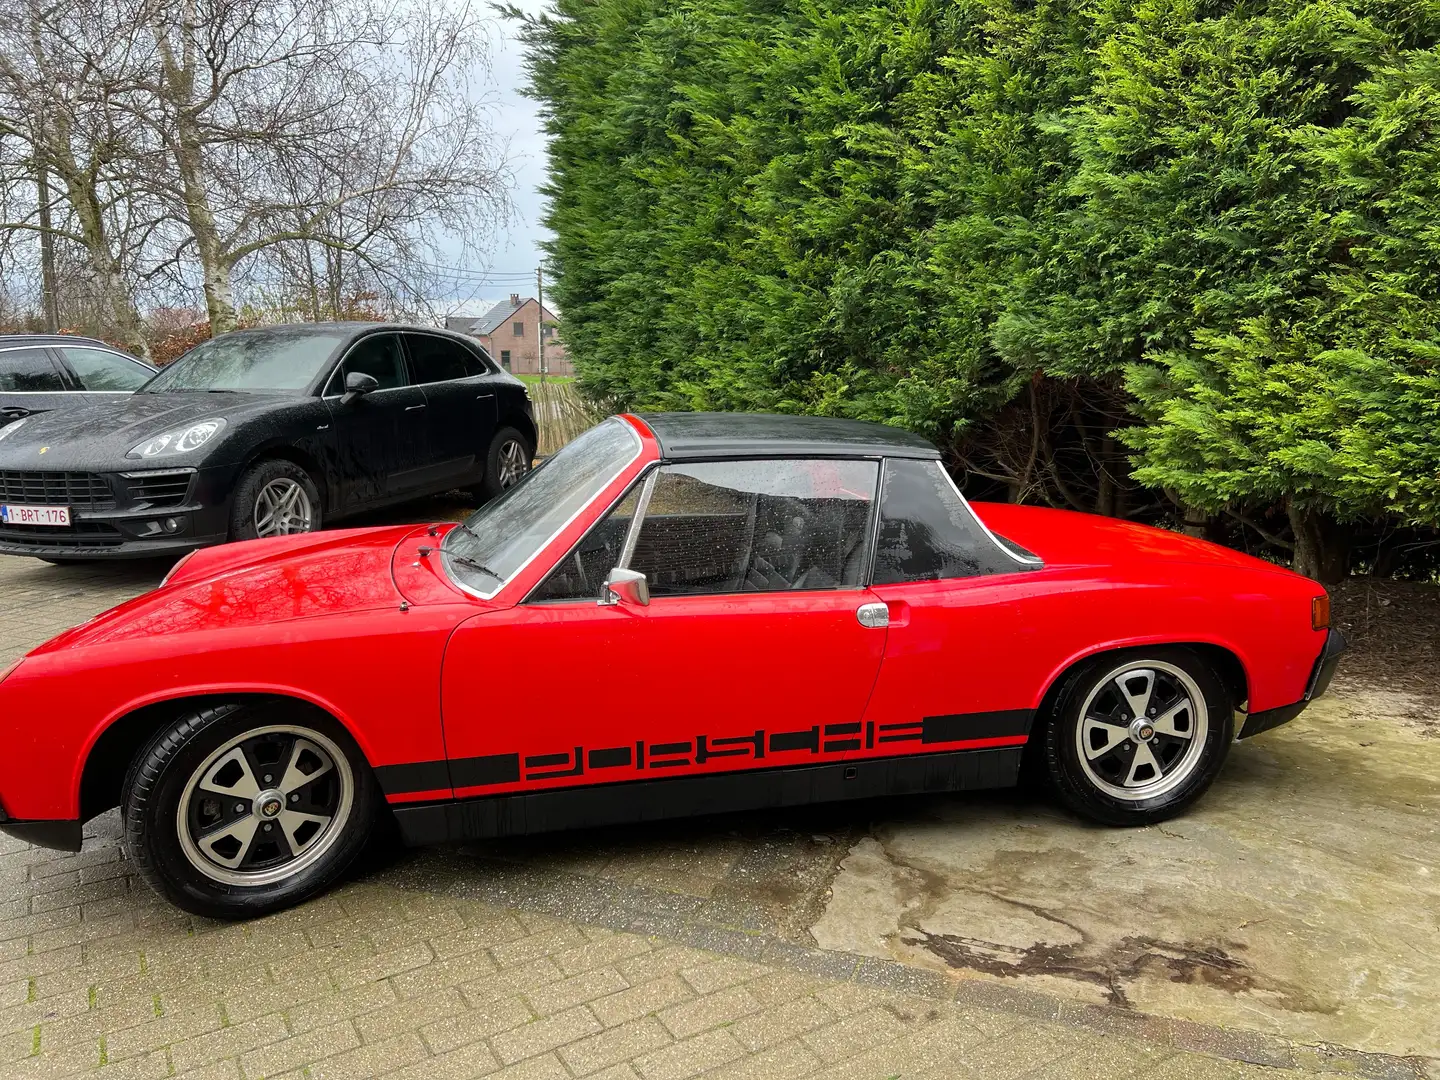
[341,371,379,404]
[600,567,649,607]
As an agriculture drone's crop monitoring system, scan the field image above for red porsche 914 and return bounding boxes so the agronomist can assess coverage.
[0,413,1345,917]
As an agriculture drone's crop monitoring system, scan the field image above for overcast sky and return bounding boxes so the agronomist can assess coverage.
[440,0,555,317]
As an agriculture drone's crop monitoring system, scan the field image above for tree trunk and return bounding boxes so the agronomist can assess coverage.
[153,23,238,335]
[35,165,59,333]
[46,148,147,357]
[1287,501,1350,584]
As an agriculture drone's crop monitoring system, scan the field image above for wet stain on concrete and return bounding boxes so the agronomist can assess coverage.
[907,929,1255,1009]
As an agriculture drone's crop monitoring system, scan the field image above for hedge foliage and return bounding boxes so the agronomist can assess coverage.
[518,0,1440,557]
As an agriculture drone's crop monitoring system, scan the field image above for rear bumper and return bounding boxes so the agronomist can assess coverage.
[1240,628,1348,739]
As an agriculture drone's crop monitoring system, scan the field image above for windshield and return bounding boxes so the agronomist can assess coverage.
[442,417,642,597]
[144,327,349,393]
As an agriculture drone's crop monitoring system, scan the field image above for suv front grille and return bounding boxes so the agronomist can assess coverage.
[123,470,194,509]
[0,471,115,510]
[0,521,124,549]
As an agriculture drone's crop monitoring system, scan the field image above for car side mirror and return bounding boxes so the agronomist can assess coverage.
[599,567,649,607]
[341,371,379,405]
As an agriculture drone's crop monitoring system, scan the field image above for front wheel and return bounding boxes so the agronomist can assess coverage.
[122,702,378,918]
[1041,648,1234,827]
[230,458,322,541]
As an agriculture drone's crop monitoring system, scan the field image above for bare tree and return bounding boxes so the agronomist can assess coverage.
[0,0,162,353]
[138,0,509,332]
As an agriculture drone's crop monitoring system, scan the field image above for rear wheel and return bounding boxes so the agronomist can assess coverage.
[230,459,321,541]
[1041,648,1233,826]
[470,426,533,503]
[122,701,377,918]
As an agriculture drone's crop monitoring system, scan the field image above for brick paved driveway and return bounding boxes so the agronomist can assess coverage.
[0,553,1429,1080]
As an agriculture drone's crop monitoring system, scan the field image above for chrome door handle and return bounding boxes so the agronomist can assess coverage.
[405,404,426,411]
[856,602,889,629]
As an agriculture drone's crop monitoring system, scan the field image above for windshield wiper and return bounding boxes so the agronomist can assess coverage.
[440,530,505,583]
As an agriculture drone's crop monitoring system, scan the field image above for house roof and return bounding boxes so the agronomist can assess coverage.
[633,412,940,461]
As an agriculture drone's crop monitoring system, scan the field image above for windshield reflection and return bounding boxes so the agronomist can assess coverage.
[145,327,348,393]
[442,418,641,597]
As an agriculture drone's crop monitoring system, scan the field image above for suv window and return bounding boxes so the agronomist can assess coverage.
[407,334,484,384]
[629,459,878,597]
[0,347,66,392]
[871,458,1018,583]
[328,335,407,394]
[59,347,151,391]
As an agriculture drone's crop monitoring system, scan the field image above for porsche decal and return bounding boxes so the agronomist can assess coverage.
[374,709,1035,799]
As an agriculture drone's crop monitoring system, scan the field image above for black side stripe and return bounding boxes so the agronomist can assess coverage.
[375,710,1037,798]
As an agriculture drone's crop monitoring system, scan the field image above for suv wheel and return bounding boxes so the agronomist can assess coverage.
[471,426,533,503]
[230,459,321,540]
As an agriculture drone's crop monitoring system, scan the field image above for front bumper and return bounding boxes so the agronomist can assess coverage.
[1240,628,1348,739]
[0,464,235,559]
[0,800,82,852]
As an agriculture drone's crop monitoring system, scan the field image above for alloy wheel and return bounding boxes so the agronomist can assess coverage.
[253,478,313,536]
[1075,660,1209,801]
[175,725,355,887]
[498,439,530,489]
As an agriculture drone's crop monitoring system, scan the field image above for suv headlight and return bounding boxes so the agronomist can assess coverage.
[0,417,27,442]
[128,418,226,459]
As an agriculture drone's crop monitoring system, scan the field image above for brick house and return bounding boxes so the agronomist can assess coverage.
[446,295,571,376]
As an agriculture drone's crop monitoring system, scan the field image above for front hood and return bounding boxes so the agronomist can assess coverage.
[31,526,414,654]
[973,502,1299,577]
[0,391,290,469]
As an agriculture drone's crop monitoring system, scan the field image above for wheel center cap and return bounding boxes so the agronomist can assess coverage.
[1129,718,1156,742]
[256,789,285,819]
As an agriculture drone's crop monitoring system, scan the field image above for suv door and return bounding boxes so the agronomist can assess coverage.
[402,332,499,489]
[320,333,431,510]
[0,346,71,425]
[439,457,888,799]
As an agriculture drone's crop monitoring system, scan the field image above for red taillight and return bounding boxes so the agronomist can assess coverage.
[1312,594,1331,631]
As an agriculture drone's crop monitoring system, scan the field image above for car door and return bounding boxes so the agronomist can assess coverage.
[401,331,499,489]
[438,456,889,800]
[0,346,71,425]
[320,333,431,510]
[856,456,1043,765]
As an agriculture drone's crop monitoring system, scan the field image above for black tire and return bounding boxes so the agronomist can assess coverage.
[229,458,322,541]
[1041,647,1234,827]
[122,701,378,918]
[471,426,533,503]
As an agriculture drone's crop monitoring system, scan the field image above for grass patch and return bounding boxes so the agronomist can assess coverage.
[517,373,574,385]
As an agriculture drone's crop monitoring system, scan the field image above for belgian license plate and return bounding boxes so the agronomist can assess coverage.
[0,504,71,526]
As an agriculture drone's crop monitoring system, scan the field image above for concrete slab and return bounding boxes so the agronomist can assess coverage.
[810,684,1440,1058]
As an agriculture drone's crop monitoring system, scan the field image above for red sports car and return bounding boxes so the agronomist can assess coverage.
[0,413,1345,917]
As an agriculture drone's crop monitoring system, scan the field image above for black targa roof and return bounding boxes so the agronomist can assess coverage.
[636,412,940,461]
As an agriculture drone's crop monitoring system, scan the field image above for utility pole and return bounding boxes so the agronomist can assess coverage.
[536,266,546,385]
[35,156,59,333]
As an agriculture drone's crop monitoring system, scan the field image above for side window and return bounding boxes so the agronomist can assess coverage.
[871,458,1016,583]
[512,321,524,337]
[629,459,878,596]
[0,348,66,392]
[59,347,151,391]
[529,485,642,602]
[407,334,483,384]
[328,335,406,394]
